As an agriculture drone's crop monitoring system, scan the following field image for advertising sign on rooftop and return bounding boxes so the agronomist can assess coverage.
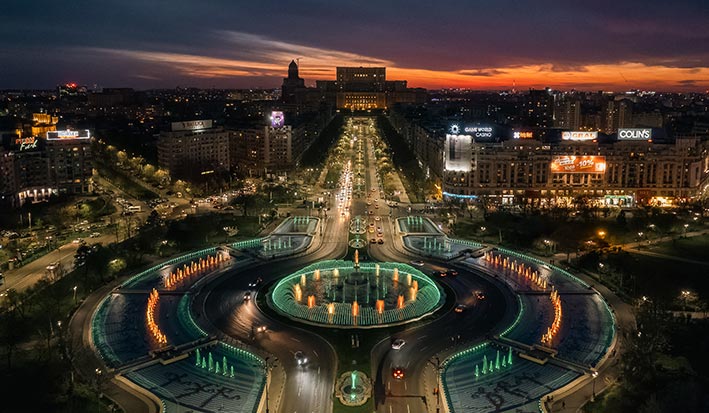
[562,131,598,141]
[618,128,652,140]
[448,123,495,140]
[551,156,606,174]
[444,134,473,172]
[46,130,91,140]
[270,111,285,128]
[171,120,213,132]
[513,131,534,139]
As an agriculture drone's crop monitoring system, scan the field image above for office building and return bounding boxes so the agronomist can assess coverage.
[0,129,93,207]
[157,120,230,179]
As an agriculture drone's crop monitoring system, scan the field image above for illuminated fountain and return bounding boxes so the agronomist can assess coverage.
[270,260,444,328]
[336,370,372,406]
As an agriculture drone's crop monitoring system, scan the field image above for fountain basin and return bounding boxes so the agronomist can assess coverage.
[269,260,444,328]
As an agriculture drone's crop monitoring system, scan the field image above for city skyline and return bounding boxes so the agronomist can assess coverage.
[2,0,708,91]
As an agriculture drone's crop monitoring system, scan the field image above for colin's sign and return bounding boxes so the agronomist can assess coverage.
[618,128,652,140]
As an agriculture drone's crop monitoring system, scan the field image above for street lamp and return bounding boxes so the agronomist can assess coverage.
[72,286,78,303]
[427,356,443,413]
[261,357,278,413]
[591,370,599,401]
[681,290,691,312]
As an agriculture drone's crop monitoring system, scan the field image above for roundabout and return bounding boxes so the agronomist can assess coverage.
[85,117,617,413]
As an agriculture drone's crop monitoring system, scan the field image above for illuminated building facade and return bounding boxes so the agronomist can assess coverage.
[441,126,709,207]
[0,130,93,207]
[158,120,230,179]
[230,111,294,177]
[279,62,425,110]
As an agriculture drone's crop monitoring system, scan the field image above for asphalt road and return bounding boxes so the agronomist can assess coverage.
[196,118,516,413]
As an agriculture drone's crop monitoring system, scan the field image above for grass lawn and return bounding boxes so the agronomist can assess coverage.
[577,250,709,303]
[644,234,709,263]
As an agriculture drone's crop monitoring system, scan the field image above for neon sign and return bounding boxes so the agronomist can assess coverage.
[15,136,38,151]
[562,131,597,141]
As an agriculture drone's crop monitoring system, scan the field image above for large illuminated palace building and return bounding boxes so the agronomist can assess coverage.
[441,125,709,207]
[281,61,427,110]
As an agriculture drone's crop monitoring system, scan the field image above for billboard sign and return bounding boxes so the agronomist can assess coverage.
[270,111,285,128]
[14,136,39,151]
[444,134,473,172]
[513,131,534,139]
[171,120,213,131]
[562,131,597,141]
[551,156,606,173]
[449,124,494,140]
[46,130,90,140]
[618,128,652,140]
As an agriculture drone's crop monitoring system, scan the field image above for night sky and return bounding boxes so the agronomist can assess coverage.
[2,0,708,91]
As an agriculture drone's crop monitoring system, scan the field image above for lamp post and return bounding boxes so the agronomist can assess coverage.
[591,370,598,401]
[72,285,78,303]
[261,357,278,413]
[427,356,442,413]
[95,368,103,413]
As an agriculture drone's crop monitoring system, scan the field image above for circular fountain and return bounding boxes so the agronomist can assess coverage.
[269,258,445,328]
[335,370,372,406]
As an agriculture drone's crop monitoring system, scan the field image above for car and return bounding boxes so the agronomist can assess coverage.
[432,270,445,277]
[446,269,459,277]
[90,232,101,238]
[243,291,252,301]
[368,227,375,233]
[72,238,83,244]
[475,291,486,300]
[377,239,384,244]
[294,351,308,366]
[370,238,377,244]
[392,367,405,380]
[374,216,381,221]
[455,304,466,313]
[248,277,263,288]
[410,260,425,267]
[391,339,406,350]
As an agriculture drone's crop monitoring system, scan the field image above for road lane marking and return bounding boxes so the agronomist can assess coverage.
[388,381,391,391]
[313,350,318,357]
[290,337,301,342]
[404,381,407,391]
[407,404,411,413]
[389,406,393,413]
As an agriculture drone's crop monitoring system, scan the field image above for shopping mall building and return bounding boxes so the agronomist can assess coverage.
[442,125,709,207]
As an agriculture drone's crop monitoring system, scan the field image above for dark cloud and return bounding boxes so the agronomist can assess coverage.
[0,0,707,89]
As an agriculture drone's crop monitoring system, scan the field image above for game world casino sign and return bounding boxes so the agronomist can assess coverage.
[449,124,494,139]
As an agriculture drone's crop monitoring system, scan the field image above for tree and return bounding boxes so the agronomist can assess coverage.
[116,150,128,165]
[232,193,266,217]
[142,164,156,180]
[154,168,170,185]
[0,310,26,369]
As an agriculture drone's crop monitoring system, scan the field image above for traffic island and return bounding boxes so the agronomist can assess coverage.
[335,370,372,407]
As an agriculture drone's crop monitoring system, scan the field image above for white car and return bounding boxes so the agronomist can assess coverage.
[410,260,425,267]
[294,351,308,366]
[391,339,406,350]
